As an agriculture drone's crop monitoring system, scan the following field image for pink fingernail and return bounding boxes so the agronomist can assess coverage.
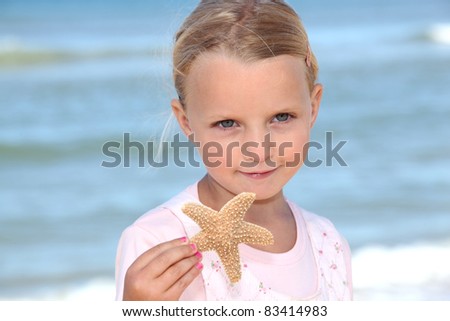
[196,262,203,270]
[195,251,202,259]
[180,236,188,243]
[190,243,197,251]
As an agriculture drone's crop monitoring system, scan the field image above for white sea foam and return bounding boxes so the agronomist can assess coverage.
[0,278,116,301]
[428,24,450,45]
[352,239,450,300]
[61,279,116,301]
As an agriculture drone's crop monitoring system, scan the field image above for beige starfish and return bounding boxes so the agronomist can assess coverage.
[182,192,274,283]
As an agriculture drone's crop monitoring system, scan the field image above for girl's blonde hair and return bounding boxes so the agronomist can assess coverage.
[173,0,318,106]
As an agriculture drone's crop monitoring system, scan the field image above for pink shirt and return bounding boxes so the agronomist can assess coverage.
[115,183,352,300]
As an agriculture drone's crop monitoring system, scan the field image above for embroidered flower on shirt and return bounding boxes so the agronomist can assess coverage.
[334,242,342,253]
[258,281,270,294]
[211,260,222,272]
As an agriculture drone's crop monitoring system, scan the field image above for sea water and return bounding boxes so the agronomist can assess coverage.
[1,0,450,300]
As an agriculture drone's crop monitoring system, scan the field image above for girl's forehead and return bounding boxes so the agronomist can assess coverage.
[185,53,310,105]
[186,54,309,115]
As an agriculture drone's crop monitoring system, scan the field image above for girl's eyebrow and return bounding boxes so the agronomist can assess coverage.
[204,113,238,121]
[205,105,303,119]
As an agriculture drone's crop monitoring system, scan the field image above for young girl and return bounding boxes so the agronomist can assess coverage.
[116,0,352,300]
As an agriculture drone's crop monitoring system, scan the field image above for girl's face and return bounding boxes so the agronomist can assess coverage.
[172,53,322,200]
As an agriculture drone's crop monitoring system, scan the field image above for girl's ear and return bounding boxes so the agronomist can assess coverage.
[171,98,193,137]
[309,83,323,128]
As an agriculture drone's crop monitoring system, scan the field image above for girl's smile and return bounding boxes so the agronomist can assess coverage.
[238,168,278,180]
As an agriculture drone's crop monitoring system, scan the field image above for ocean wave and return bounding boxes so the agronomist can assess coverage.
[0,36,171,67]
[0,140,99,162]
[0,135,163,163]
[353,239,450,300]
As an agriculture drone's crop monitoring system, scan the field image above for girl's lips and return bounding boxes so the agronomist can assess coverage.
[239,168,277,179]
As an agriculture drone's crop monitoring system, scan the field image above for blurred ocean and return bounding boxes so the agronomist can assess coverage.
[1,0,450,300]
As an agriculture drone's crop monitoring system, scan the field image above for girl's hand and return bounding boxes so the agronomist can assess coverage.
[123,237,203,301]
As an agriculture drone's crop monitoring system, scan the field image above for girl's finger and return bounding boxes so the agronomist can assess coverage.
[164,258,204,299]
[149,242,199,278]
[128,236,189,272]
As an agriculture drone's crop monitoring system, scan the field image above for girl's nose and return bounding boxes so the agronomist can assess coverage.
[241,129,274,166]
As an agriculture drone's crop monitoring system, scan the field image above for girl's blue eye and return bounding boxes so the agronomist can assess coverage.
[274,113,290,122]
[218,120,235,128]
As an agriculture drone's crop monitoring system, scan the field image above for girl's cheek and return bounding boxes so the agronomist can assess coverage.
[200,143,222,168]
[276,134,309,164]
[198,141,234,169]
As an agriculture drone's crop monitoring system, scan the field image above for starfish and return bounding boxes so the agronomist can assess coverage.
[182,192,274,283]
